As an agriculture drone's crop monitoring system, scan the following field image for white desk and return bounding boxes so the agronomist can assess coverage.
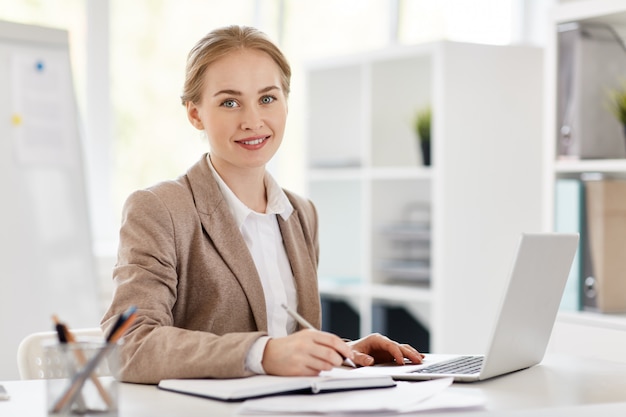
[2,354,626,416]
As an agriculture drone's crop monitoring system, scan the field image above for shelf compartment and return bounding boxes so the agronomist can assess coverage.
[371,178,430,285]
[370,54,433,168]
[306,64,365,169]
[309,180,364,282]
[321,296,360,341]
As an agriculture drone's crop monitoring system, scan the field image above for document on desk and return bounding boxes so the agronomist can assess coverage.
[237,377,485,415]
[158,368,396,401]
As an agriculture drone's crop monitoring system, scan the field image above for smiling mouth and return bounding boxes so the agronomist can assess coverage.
[238,136,269,146]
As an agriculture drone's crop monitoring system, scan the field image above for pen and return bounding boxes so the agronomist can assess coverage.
[106,305,137,342]
[281,303,357,368]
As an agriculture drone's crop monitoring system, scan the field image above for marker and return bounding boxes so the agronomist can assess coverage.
[281,303,357,368]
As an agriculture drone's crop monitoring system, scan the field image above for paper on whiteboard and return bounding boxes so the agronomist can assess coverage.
[10,51,73,166]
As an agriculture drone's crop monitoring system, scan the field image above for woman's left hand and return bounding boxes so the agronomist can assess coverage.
[348,333,424,367]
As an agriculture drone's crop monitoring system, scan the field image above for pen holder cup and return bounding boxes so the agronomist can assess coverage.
[44,342,120,417]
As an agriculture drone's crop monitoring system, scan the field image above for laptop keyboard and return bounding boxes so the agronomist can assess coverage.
[412,356,484,375]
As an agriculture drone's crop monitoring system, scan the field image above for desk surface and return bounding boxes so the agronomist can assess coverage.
[2,354,626,416]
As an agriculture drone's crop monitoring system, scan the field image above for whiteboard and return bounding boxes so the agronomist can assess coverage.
[0,20,100,379]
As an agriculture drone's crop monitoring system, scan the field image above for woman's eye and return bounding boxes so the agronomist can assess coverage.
[260,95,275,104]
[221,99,238,108]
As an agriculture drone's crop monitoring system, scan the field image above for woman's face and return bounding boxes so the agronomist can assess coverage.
[186,48,288,174]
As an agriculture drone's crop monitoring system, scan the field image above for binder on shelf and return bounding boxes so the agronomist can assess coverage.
[377,260,430,284]
[554,178,584,311]
[556,22,626,160]
[378,223,431,242]
[379,222,430,255]
[378,220,431,284]
[583,179,626,313]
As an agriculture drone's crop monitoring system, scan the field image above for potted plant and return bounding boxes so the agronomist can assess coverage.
[414,106,431,166]
[608,82,626,139]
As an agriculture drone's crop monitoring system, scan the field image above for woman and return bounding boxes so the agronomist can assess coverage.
[101,25,423,384]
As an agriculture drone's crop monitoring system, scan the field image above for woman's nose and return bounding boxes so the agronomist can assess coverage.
[240,106,264,130]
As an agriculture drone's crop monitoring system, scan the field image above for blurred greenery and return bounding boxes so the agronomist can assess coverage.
[414,106,431,143]
[608,82,626,125]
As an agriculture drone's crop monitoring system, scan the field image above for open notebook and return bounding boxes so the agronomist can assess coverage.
[158,368,395,401]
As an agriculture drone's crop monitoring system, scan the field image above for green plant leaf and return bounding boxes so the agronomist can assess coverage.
[608,82,626,125]
[414,106,431,143]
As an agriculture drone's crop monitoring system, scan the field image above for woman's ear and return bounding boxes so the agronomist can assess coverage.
[186,101,204,130]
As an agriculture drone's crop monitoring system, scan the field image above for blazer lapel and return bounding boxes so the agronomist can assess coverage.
[185,155,268,332]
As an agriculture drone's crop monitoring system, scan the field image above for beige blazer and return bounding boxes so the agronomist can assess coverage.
[101,154,321,384]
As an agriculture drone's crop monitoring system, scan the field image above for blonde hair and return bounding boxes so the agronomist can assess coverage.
[181,25,291,105]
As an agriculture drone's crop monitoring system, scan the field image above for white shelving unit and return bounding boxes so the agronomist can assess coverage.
[543,0,626,348]
[305,41,544,353]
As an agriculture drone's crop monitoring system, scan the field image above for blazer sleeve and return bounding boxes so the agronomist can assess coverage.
[101,188,265,384]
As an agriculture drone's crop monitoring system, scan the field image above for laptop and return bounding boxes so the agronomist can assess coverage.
[369,233,579,382]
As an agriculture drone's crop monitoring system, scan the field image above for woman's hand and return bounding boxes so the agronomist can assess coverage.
[262,329,355,376]
[348,333,424,367]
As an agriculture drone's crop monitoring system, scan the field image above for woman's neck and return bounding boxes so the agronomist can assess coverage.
[210,156,267,213]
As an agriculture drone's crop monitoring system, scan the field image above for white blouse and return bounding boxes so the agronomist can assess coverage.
[207,155,298,373]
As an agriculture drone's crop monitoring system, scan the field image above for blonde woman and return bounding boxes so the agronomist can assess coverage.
[102,25,423,384]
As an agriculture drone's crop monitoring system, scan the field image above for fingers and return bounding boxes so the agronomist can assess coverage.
[313,330,355,363]
[352,350,375,367]
[307,331,351,369]
[262,330,354,376]
[397,343,425,365]
[349,333,424,366]
[384,340,411,365]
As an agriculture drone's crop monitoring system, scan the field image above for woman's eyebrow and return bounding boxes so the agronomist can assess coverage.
[258,85,280,94]
[213,89,241,97]
[213,85,280,97]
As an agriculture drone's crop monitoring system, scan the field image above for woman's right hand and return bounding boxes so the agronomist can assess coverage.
[261,329,355,376]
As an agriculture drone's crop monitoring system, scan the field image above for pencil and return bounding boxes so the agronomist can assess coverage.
[281,303,357,368]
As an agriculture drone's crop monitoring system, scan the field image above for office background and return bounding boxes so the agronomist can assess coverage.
[0,0,553,251]
[2,0,607,381]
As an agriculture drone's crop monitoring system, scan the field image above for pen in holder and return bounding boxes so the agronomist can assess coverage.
[45,341,119,416]
[47,306,136,416]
